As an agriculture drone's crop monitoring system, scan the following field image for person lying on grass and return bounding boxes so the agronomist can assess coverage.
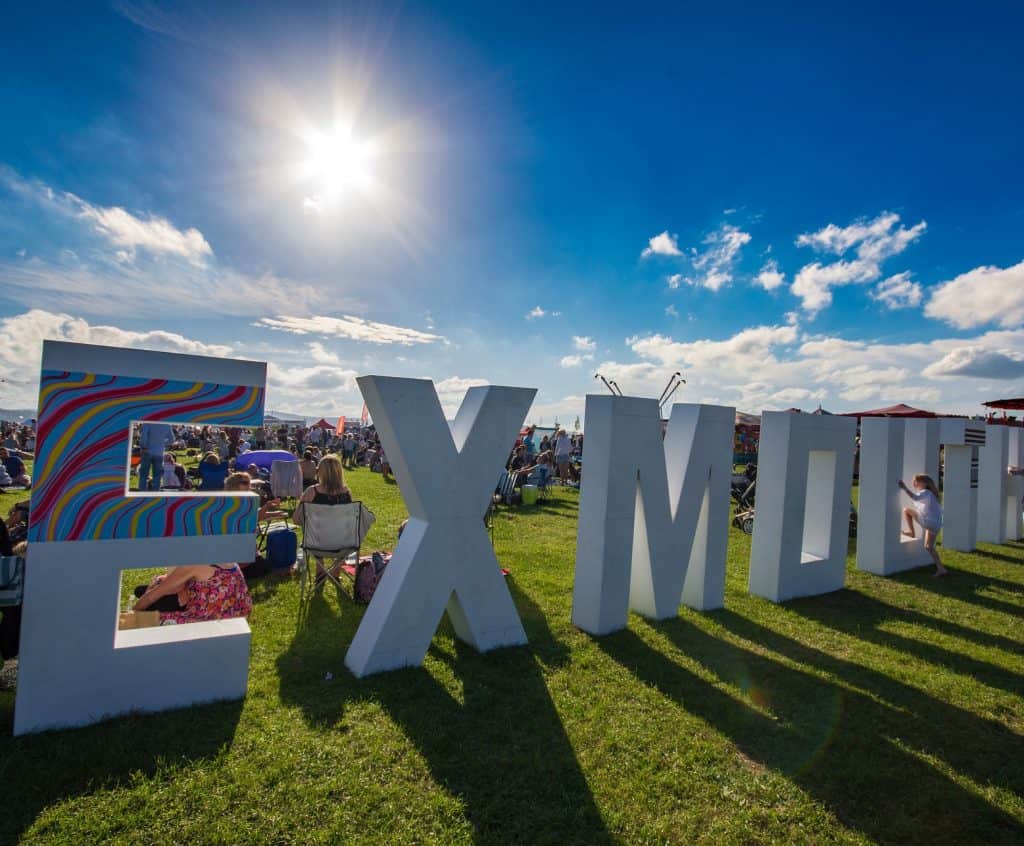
[898,474,948,578]
[133,560,253,623]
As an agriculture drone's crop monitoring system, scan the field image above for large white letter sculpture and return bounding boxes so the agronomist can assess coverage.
[938,419,986,551]
[748,411,857,602]
[345,377,535,677]
[571,396,734,636]
[977,424,1024,543]
[15,342,265,735]
[856,417,940,575]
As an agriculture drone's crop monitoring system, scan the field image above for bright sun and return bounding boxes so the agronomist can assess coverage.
[301,126,377,201]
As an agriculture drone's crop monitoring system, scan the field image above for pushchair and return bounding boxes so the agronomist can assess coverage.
[733,500,859,538]
[731,464,757,512]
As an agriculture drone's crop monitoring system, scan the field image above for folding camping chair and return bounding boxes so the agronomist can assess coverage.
[496,469,519,504]
[298,501,376,594]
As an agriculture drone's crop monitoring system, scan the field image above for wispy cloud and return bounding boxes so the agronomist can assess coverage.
[2,167,212,264]
[526,306,560,320]
[572,335,596,352]
[559,354,593,368]
[258,314,447,345]
[688,224,751,291]
[0,168,336,317]
[792,212,926,315]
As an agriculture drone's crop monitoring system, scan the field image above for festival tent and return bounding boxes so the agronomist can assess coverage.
[843,403,936,419]
[312,418,334,429]
[233,449,295,472]
[983,398,1024,411]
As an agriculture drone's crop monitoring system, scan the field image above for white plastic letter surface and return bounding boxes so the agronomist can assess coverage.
[14,341,265,735]
[345,377,535,677]
[938,420,985,552]
[977,425,1024,544]
[748,412,856,602]
[856,418,940,576]
[571,396,734,636]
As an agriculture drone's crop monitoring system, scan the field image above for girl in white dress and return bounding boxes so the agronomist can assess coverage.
[898,474,948,577]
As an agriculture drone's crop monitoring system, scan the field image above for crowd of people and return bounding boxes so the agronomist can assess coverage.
[0,415,587,663]
[505,426,583,489]
[131,421,392,493]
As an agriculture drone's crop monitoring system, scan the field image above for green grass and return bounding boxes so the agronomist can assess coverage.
[1,467,1023,844]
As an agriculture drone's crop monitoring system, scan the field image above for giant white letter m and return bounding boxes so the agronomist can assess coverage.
[572,395,734,636]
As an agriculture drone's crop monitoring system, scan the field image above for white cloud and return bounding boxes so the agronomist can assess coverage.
[308,341,342,365]
[665,305,679,318]
[871,271,922,310]
[526,306,547,320]
[572,335,596,352]
[754,259,785,291]
[0,309,234,406]
[923,347,1024,380]
[666,274,683,289]
[924,260,1024,329]
[792,212,926,314]
[75,201,212,265]
[0,169,336,319]
[258,314,446,346]
[2,168,212,265]
[592,322,1024,415]
[559,354,593,368]
[433,376,491,416]
[267,361,357,393]
[435,376,489,395]
[689,224,751,291]
[641,230,683,258]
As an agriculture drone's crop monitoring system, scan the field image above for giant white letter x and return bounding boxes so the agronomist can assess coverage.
[345,376,536,677]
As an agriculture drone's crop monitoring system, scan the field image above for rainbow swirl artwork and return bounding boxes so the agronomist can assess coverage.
[28,369,265,543]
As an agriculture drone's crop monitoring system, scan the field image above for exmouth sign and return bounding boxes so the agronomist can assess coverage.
[13,341,1023,735]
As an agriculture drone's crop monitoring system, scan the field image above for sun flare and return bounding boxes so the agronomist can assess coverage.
[300,125,377,202]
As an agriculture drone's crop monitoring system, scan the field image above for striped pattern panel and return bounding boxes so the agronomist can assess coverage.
[965,426,986,445]
[28,370,265,543]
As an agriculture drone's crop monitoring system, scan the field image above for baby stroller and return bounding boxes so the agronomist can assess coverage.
[734,501,859,538]
[732,508,755,535]
[731,464,757,512]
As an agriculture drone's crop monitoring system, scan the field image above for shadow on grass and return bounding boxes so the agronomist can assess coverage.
[0,698,243,843]
[598,612,1023,846]
[958,548,1024,565]
[890,566,1024,618]
[788,589,1024,680]
[277,589,606,844]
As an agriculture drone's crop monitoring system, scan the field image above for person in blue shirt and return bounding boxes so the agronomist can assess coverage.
[137,422,174,491]
[197,452,230,491]
[523,426,537,458]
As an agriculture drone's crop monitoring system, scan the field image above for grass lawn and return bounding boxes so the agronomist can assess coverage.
[1,466,1023,844]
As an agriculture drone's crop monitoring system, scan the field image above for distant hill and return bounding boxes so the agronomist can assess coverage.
[0,408,37,421]
[263,409,308,422]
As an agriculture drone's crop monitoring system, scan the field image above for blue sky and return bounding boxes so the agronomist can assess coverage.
[2,1,1023,421]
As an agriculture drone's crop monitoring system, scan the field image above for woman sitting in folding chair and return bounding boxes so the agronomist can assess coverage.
[293,454,355,587]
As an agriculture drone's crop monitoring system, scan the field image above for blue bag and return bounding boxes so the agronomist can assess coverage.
[266,528,298,570]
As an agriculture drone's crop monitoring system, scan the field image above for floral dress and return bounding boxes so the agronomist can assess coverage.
[161,564,253,624]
